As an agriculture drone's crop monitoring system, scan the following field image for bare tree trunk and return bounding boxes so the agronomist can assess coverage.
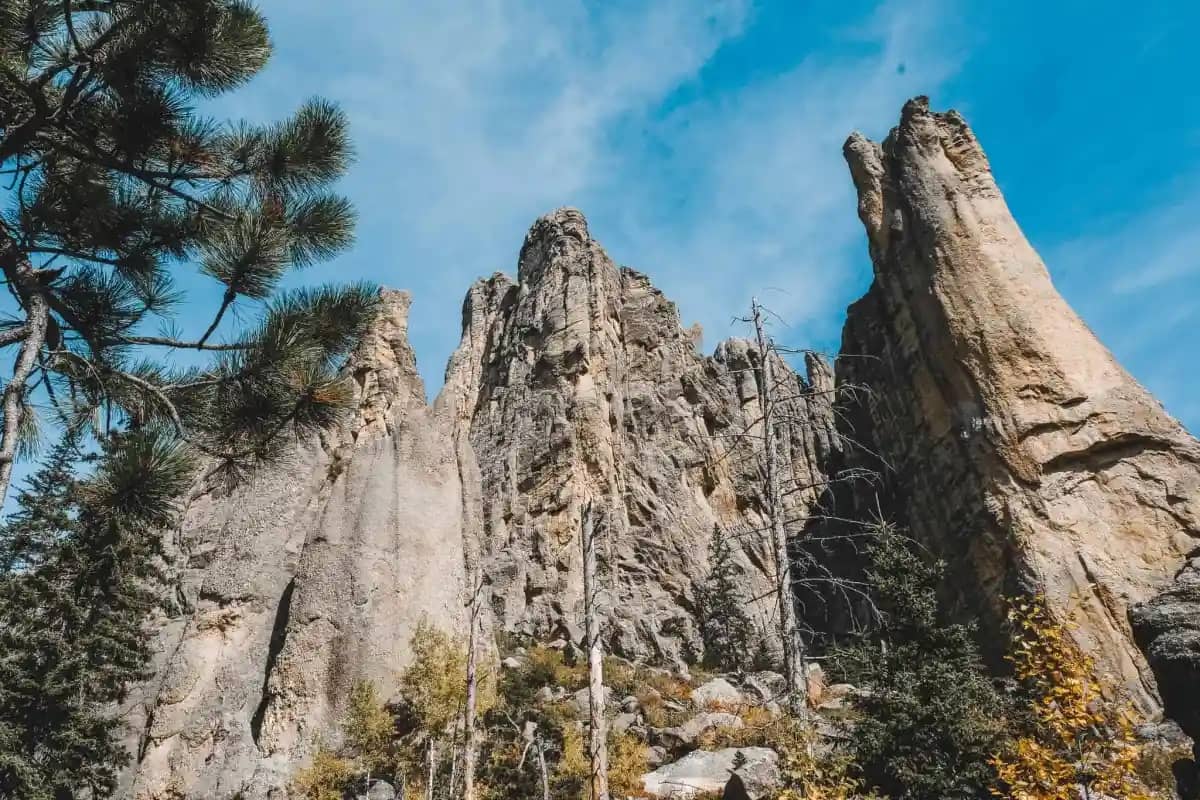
[582,502,610,800]
[536,735,551,800]
[426,739,436,800]
[751,298,806,710]
[462,579,483,800]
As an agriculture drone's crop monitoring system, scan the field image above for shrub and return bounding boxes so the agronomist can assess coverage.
[344,680,394,774]
[291,748,355,800]
[989,599,1164,800]
[399,620,495,735]
[608,732,649,797]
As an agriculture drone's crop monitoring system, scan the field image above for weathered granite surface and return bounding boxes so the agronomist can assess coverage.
[120,99,1200,797]
[122,214,835,798]
[836,97,1200,710]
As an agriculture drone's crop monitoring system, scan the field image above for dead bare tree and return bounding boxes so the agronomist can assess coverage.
[426,740,436,800]
[536,734,552,800]
[582,501,610,800]
[751,297,806,709]
[462,578,485,800]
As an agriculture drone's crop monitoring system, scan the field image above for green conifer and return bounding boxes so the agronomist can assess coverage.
[830,524,1011,800]
[0,432,193,799]
[697,525,757,672]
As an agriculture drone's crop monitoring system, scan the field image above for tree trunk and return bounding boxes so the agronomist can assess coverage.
[536,735,551,800]
[462,580,482,800]
[751,298,806,710]
[426,739,436,800]
[582,502,610,800]
[0,260,48,508]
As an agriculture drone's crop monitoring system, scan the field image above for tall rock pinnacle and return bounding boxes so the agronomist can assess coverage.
[837,97,1200,709]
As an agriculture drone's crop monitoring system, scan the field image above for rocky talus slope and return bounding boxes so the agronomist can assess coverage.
[120,98,1200,798]
[837,97,1200,711]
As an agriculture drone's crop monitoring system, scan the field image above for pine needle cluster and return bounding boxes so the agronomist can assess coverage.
[0,0,379,504]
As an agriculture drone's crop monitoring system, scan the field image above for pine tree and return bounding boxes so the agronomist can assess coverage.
[831,524,1011,800]
[0,433,78,573]
[697,525,756,672]
[0,431,193,799]
[0,1,379,506]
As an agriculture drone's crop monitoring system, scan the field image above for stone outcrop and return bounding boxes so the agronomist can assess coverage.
[122,290,472,799]
[120,98,1200,797]
[123,212,838,798]
[836,97,1200,709]
[641,747,781,799]
[443,209,838,664]
[1131,554,1200,745]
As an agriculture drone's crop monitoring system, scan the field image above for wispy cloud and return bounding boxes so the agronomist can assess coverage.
[599,1,963,351]
[235,0,963,388]
[1047,173,1200,432]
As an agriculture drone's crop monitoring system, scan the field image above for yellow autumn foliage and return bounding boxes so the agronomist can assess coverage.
[989,598,1162,800]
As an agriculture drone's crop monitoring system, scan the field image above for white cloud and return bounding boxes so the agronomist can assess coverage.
[1046,174,1200,432]
[235,0,963,387]
[599,0,963,351]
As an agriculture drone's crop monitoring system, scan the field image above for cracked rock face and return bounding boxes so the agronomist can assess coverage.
[1132,553,1200,745]
[122,214,837,798]
[119,99,1200,797]
[443,209,837,665]
[836,97,1200,710]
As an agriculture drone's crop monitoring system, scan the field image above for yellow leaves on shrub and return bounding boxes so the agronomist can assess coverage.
[291,748,355,800]
[400,619,496,734]
[344,680,394,772]
[772,717,876,800]
[557,722,589,786]
[608,732,649,797]
[989,598,1162,800]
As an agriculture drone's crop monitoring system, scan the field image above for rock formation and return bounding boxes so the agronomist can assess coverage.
[1132,554,1200,749]
[123,291,472,799]
[837,97,1200,710]
[122,211,839,799]
[444,209,838,663]
[119,98,1200,797]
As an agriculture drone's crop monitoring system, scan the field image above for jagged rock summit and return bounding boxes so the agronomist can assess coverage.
[123,208,839,799]
[121,99,1200,798]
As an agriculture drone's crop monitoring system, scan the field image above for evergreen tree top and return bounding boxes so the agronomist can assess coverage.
[0,0,380,506]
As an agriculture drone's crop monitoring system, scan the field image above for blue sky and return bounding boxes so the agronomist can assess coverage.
[28,0,1197,471]
[206,0,1199,434]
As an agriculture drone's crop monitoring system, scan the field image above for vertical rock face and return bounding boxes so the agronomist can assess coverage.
[124,214,837,798]
[443,208,838,663]
[120,99,1200,797]
[836,97,1200,709]
[123,291,470,800]
[1131,555,1200,744]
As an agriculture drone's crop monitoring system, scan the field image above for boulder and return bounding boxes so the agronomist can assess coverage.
[691,677,744,710]
[741,672,786,704]
[641,747,780,799]
[657,712,743,752]
[570,686,610,718]
[363,780,396,800]
[612,712,638,736]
